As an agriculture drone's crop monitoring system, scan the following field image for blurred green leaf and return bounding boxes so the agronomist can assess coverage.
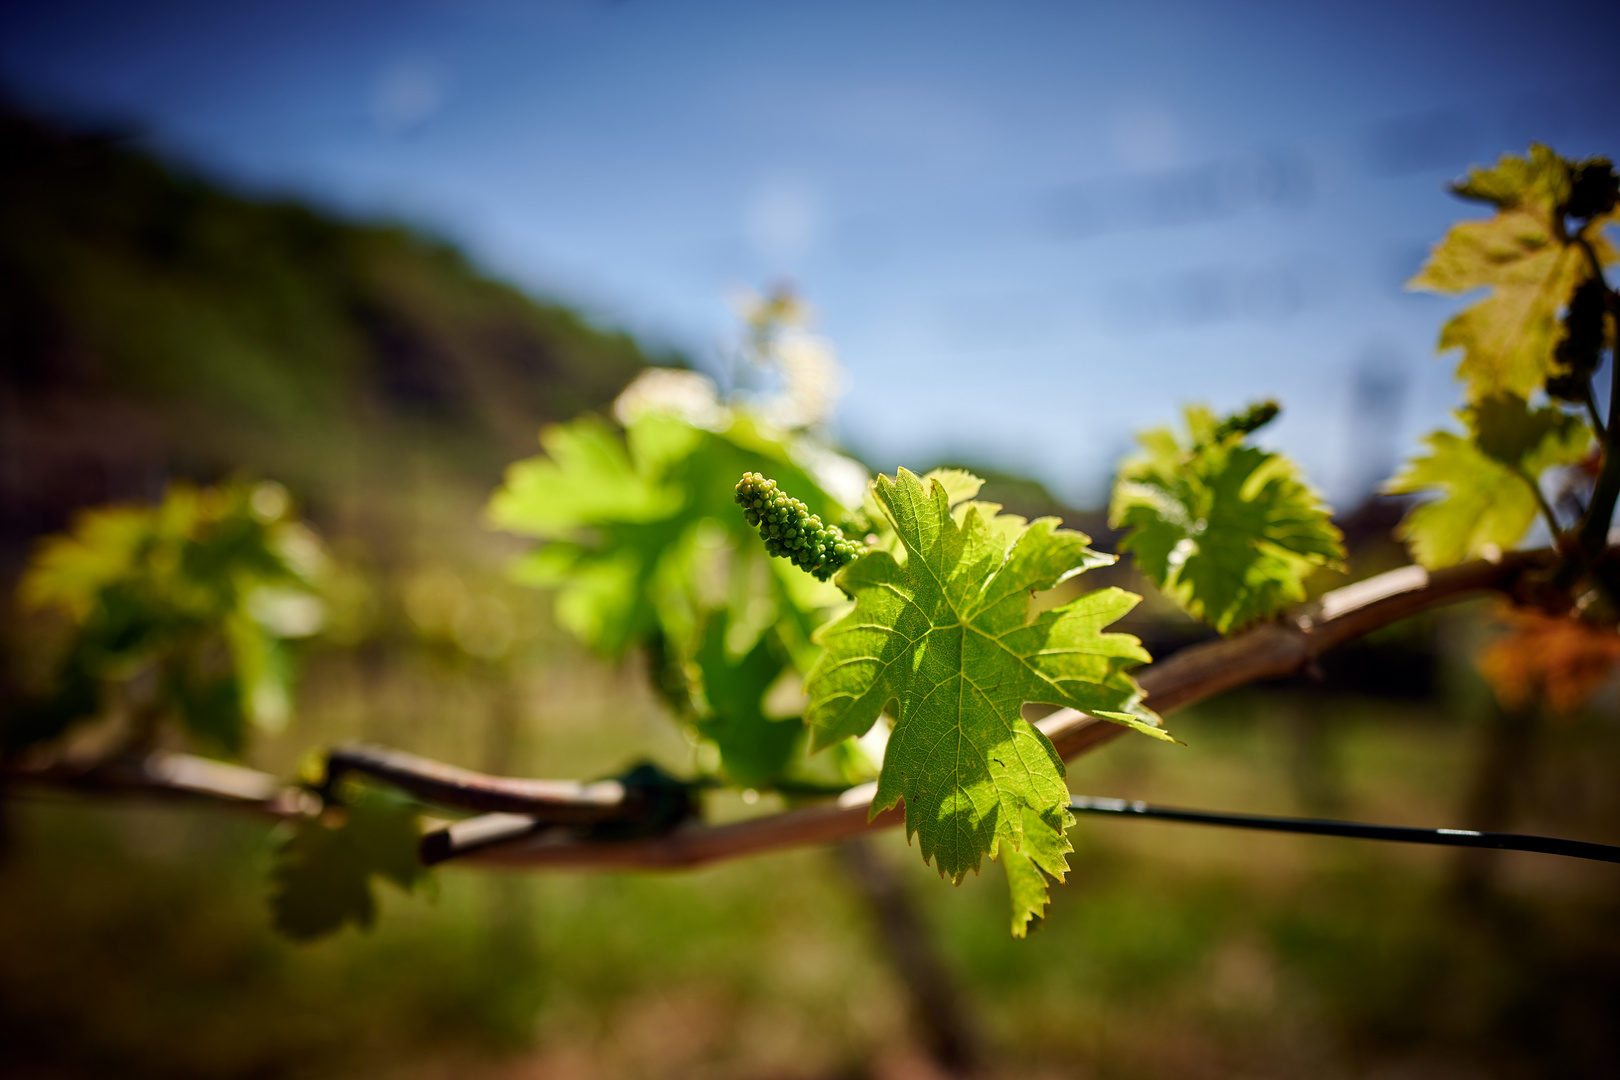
[1466,393,1590,469]
[690,615,803,790]
[491,410,850,658]
[487,416,679,540]
[269,786,425,942]
[1385,399,1591,569]
[165,665,249,758]
[492,400,873,794]
[1111,405,1344,634]
[7,480,326,755]
[806,468,1163,937]
[1386,433,1540,569]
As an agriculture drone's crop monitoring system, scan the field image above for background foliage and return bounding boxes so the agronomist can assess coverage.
[3,112,1620,1080]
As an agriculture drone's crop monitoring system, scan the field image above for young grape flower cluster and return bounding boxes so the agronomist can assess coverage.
[1211,400,1280,444]
[734,472,861,582]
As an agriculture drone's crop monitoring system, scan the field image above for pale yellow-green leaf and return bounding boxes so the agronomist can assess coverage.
[1385,403,1590,569]
[1408,146,1616,403]
[1412,208,1587,401]
[1385,433,1541,569]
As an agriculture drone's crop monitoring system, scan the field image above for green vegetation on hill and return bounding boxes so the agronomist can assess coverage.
[0,106,660,566]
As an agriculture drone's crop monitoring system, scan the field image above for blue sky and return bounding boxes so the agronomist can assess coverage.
[4,0,1617,504]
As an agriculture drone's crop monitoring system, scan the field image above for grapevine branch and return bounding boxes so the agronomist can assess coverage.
[0,550,1563,867]
[455,550,1549,868]
[323,743,632,822]
[0,750,315,817]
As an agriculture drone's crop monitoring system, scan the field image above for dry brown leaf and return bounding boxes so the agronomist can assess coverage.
[1477,604,1620,714]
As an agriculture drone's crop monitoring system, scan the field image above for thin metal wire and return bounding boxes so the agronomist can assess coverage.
[1069,797,1620,864]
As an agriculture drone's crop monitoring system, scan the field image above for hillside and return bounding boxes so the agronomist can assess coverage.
[0,106,660,570]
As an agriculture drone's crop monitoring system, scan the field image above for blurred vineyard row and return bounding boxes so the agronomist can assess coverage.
[3,105,1619,1079]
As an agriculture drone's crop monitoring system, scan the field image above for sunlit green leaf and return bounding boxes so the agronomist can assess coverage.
[999,838,1057,937]
[1111,406,1344,634]
[805,468,1164,936]
[921,467,984,507]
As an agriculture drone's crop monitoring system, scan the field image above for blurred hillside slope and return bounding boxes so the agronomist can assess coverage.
[0,106,658,573]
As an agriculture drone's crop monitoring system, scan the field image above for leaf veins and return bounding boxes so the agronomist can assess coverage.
[805,468,1166,936]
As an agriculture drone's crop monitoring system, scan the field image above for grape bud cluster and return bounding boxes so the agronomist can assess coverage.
[734,472,861,581]
[1211,400,1280,443]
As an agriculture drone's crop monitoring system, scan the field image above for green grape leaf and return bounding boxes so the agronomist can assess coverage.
[269,786,425,942]
[1385,398,1592,569]
[490,415,685,654]
[486,415,680,540]
[921,467,984,507]
[491,412,850,657]
[1409,145,1612,402]
[164,665,249,757]
[1385,435,1540,569]
[999,839,1058,936]
[1111,406,1345,634]
[11,481,326,756]
[805,468,1164,937]
[18,506,150,621]
[1466,393,1589,468]
[691,615,803,789]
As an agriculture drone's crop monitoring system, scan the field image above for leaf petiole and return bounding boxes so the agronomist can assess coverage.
[1513,463,1567,542]
[1584,384,1606,441]
[1574,270,1620,564]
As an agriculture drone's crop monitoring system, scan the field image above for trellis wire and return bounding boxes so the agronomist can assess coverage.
[1069,797,1620,864]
